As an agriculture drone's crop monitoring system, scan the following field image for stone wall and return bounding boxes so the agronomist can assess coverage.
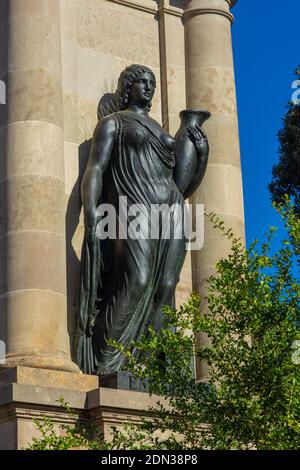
[60,0,190,350]
[0,0,244,449]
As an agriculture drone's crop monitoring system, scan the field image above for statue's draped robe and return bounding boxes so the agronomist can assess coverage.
[76,111,186,375]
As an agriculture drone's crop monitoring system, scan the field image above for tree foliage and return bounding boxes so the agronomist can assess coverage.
[269,67,300,214]
[110,201,300,450]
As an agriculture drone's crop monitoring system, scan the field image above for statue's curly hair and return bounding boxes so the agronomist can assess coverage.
[97,64,156,120]
[116,64,156,111]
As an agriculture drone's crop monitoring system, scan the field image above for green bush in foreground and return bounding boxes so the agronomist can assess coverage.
[26,397,105,450]
[28,201,300,450]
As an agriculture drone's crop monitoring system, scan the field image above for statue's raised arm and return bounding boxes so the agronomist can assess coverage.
[81,116,116,238]
[173,110,210,199]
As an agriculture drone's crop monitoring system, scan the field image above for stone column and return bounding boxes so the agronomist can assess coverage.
[183,0,245,378]
[0,0,79,372]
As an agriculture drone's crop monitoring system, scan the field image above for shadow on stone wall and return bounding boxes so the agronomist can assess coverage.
[65,93,116,361]
[65,138,92,360]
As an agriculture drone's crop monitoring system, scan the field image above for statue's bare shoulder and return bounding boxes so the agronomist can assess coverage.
[93,115,117,144]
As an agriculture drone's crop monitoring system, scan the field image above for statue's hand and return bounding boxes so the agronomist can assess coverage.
[84,210,98,241]
[187,124,209,158]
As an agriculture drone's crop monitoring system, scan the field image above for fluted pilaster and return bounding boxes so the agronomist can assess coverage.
[184,0,245,379]
[0,0,79,372]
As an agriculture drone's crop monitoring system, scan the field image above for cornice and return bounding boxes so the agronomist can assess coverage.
[106,0,182,17]
[106,0,156,15]
[158,6,183,18]
[104,1,237,21]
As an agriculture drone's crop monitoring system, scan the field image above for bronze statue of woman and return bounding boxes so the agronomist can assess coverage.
[76,64,210,375]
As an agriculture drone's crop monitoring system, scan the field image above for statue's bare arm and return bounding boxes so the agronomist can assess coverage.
[81,117,116,234]
[181,126,209,199]
[173,125,209,200]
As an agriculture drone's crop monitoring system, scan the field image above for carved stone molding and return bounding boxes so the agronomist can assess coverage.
[106,0,156,14]
[0,376,165,449]
[106,0,183,17]
[183,7,234,23]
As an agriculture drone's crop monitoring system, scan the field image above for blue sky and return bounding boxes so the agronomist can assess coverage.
[232,0,300,247]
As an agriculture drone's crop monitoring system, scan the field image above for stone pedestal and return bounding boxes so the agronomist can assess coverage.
[99,372,148,393]
[0,366,159,449]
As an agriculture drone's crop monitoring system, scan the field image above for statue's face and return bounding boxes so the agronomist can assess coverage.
[129,71,155,108]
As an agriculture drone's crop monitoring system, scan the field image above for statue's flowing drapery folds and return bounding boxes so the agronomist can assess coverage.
[76,111,186,375]
[76,64,209,376]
